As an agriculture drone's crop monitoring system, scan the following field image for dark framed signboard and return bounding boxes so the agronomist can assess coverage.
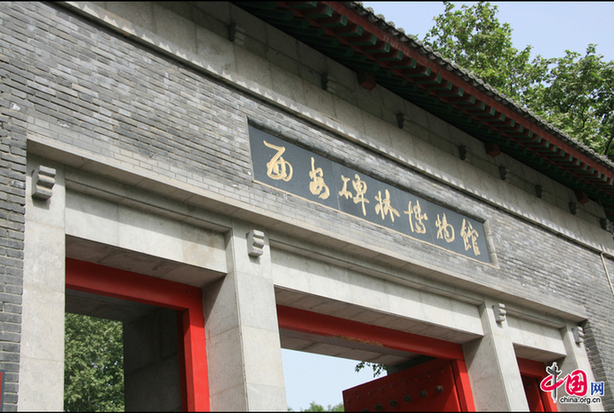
[249,125,491,264]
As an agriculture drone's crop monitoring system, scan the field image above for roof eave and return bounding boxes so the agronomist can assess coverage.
[233,1,614,222]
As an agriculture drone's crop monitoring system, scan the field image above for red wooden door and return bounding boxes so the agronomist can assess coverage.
[523,375,546,412]
[517,358,558,412]
[343,358,462,412]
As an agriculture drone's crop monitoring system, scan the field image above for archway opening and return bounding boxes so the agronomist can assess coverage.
[65,258,209,411]
[277,304,474,412]
[65,290,184,411]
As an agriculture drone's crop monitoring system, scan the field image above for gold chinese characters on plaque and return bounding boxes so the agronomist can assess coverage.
[249,125,490,263]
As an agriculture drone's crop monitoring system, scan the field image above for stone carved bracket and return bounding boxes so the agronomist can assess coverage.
[493,303,507,323]
[572,326,585,344]
[600,218,613,232]
[499,166,509,182]
[397,113,409,131]
[247,229,265,258]
[32,165,56,200]
[321,73,339,94]
[535,185,543,199]
[229,23,245,47]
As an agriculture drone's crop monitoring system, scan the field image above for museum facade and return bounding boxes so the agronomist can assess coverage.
[0,1,613,411]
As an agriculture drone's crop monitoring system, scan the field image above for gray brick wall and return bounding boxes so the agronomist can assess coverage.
[0,3,29,409]
[2,2,614,410]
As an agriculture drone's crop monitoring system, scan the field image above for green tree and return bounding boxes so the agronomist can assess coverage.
[422,2,614,160]
[297,401,344,412]
[528,46,614,157]
[64,313,124,412]
[422,1,547,102]
[354,361,386,377]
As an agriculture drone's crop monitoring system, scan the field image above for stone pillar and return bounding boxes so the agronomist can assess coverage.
[203,221,286,411]
[124,307,182,411]
[556,323,604,412]
[462,300,529,411]
[18,159,65,410]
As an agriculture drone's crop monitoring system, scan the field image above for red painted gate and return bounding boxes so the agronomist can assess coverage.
[523,375,546,412]
[518,358,558,412]
[343,358,465,412]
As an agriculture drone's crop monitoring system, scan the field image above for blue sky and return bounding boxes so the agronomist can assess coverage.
[282,2,614,411]
[362,2,614,61]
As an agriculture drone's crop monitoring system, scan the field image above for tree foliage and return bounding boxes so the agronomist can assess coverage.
[529,46,614,157]
[354,361,386,377]
[422,2,614,159]
[422,1,546,101]
[64,313,124,412]
[290,401,344,412]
